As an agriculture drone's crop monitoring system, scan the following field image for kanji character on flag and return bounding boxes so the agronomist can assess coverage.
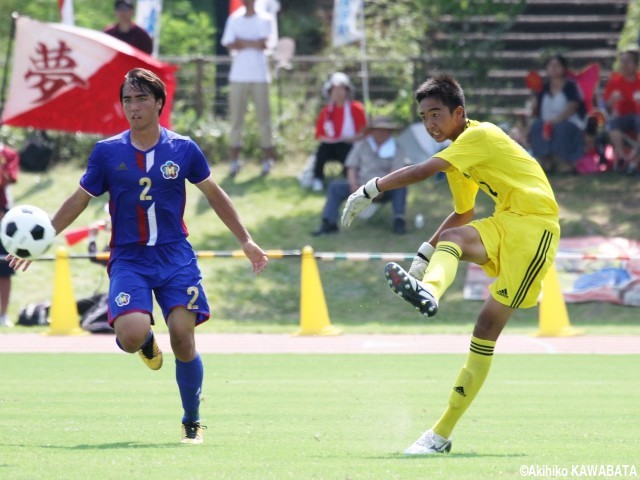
[1,16,177,136]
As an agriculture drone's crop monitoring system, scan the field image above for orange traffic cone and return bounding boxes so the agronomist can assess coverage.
[294,246,341,336]
[45,247,87,336]
[533,264,583,337]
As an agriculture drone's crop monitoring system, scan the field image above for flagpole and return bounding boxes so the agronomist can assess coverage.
[0,12,18,126]
[59,0,75,26]
[358,1,369,107]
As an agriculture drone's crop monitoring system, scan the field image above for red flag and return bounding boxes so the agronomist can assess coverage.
[568,63,600,115]
[525,63,600,114]
[525,70,543,93]
[1,16,178,136]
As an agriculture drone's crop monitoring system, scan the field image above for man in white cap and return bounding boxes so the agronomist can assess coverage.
[309,72,368,191]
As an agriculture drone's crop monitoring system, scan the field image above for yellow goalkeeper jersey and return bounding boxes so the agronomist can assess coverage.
[436,120,558,218]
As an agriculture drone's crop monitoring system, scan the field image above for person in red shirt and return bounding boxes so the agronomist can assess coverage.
[104,0,153,55]
[603,49,640,173]
[0,143,19,328]
[310,72,367,192]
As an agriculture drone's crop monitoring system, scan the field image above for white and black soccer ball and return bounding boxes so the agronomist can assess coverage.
[0,205,55,259]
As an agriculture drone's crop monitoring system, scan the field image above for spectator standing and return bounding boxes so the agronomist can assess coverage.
[312,116,407,236]
[221,0,276,177]
[528,54,587,173]
[0,142,19,327]
[602,49,640,174]
[309,72,367,192]
[104,0,153,55]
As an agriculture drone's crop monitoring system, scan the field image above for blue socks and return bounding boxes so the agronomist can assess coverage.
[176,353,204,424]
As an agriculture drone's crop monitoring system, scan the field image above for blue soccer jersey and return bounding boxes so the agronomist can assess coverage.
[80,128,211,247]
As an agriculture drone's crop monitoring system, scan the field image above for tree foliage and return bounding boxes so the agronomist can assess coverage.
[0,0,214,58]
[160,0,214,55]
[618,0,640,51]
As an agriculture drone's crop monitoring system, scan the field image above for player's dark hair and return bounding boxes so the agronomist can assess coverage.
[415,74,466,113]
[543,53,568,71]
[120,68,167,115]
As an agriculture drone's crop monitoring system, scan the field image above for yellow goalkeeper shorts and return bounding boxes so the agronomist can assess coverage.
[469,211,560,309]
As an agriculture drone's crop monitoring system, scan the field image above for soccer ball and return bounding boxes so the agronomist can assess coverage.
[0,205,56,259]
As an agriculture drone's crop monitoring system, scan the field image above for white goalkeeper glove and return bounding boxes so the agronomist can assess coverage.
[408,242,435,280]
[341,177,380,228]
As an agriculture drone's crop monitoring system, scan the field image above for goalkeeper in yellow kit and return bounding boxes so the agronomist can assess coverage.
[341,74,560,455]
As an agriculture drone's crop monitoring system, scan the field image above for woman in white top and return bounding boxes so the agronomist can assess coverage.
[528,54,587,173]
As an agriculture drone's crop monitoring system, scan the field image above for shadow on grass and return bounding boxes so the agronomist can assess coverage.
[36,442,183,450]
[13,176,54,202]
[364,452,528,459]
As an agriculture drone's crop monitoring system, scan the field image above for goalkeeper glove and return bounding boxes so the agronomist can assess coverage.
[341,177,380,227]
[408,242,435,280]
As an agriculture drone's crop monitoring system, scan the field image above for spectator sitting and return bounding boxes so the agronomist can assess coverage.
[602,49,640,174]
[311,116,408,236]
[104,0,153,55]
[308,72,368,192]
[528,54,587,174]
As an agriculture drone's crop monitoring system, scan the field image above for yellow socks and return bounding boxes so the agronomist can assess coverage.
[418,242,493,439]
[422,241,462,301]
[432,336,495,439]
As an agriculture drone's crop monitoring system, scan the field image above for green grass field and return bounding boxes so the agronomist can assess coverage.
[1,353,638,480]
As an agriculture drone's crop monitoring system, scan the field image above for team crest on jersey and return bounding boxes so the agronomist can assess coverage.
[160,160,180,179]
[115,292,131,307]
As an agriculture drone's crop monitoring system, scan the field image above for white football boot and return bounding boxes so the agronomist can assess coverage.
[404,430,452,455]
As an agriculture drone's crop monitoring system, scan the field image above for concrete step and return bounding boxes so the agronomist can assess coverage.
[425,48,619,71]
[440,14,625,34]
[522,0,627,15]
[422,0,628,120]
[441,14,626,23]
[451,68,612,84]
[434,31,621,45]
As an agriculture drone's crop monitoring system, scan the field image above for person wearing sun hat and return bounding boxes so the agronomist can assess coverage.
[309,72,368,192]
[312,115,408,235]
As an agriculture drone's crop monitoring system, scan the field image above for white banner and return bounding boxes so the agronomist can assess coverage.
[135,0,162,56]
[464,236,640,307]
[332,0,363,47]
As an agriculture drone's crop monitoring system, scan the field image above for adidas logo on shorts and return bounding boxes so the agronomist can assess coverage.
[497,288,508,298]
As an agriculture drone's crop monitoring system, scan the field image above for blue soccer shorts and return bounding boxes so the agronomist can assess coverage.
[106,240,210,326]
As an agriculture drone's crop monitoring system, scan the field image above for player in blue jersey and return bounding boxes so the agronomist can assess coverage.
[7,68,269,444]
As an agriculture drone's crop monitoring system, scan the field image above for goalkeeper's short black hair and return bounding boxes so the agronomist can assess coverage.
[415,75,466,114]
